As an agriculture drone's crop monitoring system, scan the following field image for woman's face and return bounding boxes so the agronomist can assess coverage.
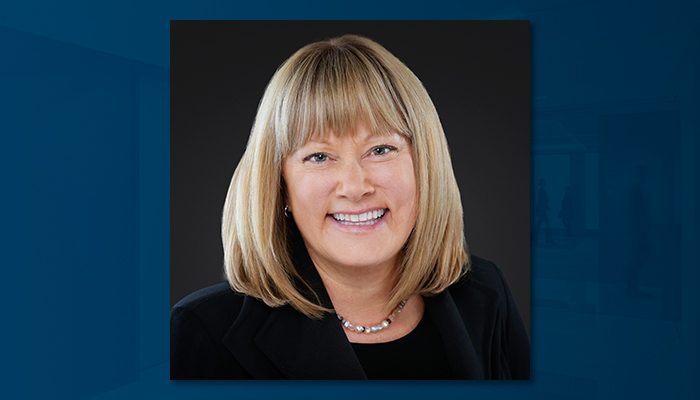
[283,124,418,272]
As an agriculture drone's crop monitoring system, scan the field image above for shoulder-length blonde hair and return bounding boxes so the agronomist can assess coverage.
[222,34,468,318]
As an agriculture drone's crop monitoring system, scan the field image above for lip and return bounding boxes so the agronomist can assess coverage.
[326,209,389,233]
[328,207,387,215]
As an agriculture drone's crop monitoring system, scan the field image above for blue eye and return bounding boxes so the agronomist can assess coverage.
[371,145,397,156]
[303,153,329,163]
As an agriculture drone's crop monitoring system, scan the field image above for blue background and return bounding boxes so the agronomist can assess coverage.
[1,0,698,399]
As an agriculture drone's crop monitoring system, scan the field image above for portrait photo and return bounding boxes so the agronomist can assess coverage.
[170,20,531,380]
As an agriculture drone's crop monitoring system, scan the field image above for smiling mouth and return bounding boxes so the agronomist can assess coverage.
[330,208,387,225]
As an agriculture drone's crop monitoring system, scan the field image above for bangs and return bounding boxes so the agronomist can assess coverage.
[273,42,413,154]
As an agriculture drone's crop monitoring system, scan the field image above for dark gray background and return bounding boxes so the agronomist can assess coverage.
[171,21,531,333]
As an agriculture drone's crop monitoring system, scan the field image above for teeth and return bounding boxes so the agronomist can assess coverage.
[332,208,385,223]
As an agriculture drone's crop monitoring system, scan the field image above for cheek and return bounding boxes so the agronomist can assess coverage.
[374,160,417,206]
[286,172,335,213]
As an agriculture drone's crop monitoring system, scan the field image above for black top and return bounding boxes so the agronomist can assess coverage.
[351,310,453,379]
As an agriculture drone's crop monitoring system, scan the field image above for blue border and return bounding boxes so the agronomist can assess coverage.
[1,1,698,399]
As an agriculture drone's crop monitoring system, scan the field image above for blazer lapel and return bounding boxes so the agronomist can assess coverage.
[254,305,366,379]
[221,295,284,378]
[221,286,367,379]
[223,222,366,379]
[425,287,485,379]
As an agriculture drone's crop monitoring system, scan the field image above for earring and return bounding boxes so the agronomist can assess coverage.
[284,205,290,217]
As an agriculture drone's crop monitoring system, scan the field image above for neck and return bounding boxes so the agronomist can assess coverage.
[307,252,425,344]
[310,255,399,324]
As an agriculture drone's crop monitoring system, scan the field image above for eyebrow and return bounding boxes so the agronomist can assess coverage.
[303,132,398,146]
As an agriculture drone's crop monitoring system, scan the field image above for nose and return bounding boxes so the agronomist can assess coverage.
[335,160,375,201]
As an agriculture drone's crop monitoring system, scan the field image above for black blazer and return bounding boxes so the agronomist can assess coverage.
[171,230,530,380]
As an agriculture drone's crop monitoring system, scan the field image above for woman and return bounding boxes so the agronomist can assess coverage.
[171,34,530,379]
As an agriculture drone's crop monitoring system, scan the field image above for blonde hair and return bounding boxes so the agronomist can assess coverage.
[222,35,468,318]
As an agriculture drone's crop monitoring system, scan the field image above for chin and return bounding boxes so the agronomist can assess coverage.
[326,251,398,270]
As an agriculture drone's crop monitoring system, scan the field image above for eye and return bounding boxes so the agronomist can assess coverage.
[370,145,397,156]
[303,152,329,163]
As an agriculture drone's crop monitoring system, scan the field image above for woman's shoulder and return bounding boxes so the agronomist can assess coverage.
[447,255,531,379]
[171,282,245,333]
[170,283,253,379]
[449,255,512,298]
[446,255,522,319]
[173,282,241,310]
